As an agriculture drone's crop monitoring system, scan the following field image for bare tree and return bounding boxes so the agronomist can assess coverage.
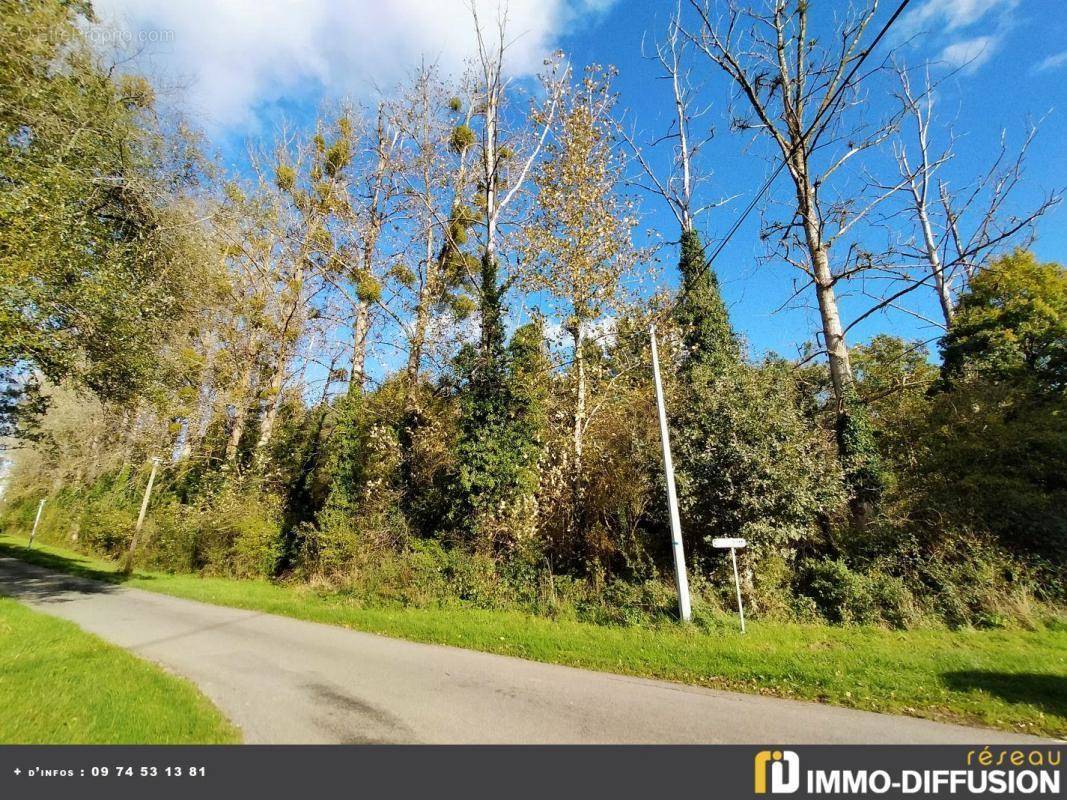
[345,104,400,395]
[247,129,321,462]
[211,182,279,466]
[890,64,1061,328]
[686,0,905,409]
[389,64,477,393]
[626,0,724,234]
[469,3,565,340]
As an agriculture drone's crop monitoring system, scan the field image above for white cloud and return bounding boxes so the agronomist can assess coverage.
[940,34,1000,72]
[90,0,614,132]
[900,0,1017,34]
[899,0,1018,75]
[1033,50,1067,74]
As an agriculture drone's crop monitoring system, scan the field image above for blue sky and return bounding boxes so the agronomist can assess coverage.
[558,0,1067,359]
[96,0,1067,363]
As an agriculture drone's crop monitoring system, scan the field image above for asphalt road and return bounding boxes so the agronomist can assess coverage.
[0,557,1047,744]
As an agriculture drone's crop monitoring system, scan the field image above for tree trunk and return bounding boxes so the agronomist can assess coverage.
[484,89,498,262]
[254,341,287,463]
[407,212,436,390]
[572,325,586,479]
[347,225,379,398]
[179,364,215,461]
[812,248,854,403]
[348,300,370,397]
[255,257,307,459]
[118,408,132,471]
[224,360,255,464]
[224,402,249,465]
[915,193,955,327]
[799,202,854,405]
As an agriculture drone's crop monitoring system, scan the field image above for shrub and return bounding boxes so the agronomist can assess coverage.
[797,558,877,626]
[142,499,198,572]
[196,485,282,578]
[79,500,136,555]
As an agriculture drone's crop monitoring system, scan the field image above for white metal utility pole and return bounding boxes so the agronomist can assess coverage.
[650,324,692,622]
[123,457,160,574]
[28,498,46,549]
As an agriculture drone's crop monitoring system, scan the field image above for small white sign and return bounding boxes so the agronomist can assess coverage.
[712,537,747,549]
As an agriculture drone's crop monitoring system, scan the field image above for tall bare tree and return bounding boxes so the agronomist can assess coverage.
[890,64,1061,329]
[248,130,323,462]
[344,104,399,395]
[389,65,477,393]
[687,0,903,406]
[627,0,723,235]
[212,181,278,466]
[469,4,565,345]
[686,0,907,512]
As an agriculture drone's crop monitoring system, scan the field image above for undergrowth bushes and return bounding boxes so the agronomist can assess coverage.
[3,475,1057,631]
[2,476,282,579]
[4,471,1058,631]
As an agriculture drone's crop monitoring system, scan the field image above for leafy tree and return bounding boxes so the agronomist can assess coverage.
[0,0,201,431]
[941,250,1066,392]
[672,231,844,567]
[850,336,939,477]
[523,65,641,504]
[451,304,547,549]
[902,378,1067,573]
[897,252,1067,570]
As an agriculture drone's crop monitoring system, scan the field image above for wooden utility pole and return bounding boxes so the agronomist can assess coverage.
[28,498,46,549]
[122,457,160,575]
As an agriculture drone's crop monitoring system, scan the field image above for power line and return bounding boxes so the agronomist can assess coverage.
[488,0,915,386]
[670,0,914,316]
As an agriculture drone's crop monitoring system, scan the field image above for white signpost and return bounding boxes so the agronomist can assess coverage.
[713,537,747,633]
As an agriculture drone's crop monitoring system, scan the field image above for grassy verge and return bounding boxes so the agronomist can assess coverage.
[0,594,239,743]
[2,534,1064,738]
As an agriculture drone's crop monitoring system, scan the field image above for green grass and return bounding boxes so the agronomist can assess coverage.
[0,594,239,743]
[2,534,1065,739]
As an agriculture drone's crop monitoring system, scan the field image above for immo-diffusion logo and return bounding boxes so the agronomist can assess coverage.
[754,750,801,794]
[752,747,1062,796]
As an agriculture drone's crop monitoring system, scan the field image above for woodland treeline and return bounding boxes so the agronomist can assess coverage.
[2,0,1064,628]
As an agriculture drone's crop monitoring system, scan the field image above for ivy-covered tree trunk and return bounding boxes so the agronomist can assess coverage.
[451,254,544,547]
[672,229,845,563]
[675,230,739,374]
[477,253,507,370]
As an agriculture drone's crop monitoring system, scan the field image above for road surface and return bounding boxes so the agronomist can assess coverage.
[0,557,1046,744]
